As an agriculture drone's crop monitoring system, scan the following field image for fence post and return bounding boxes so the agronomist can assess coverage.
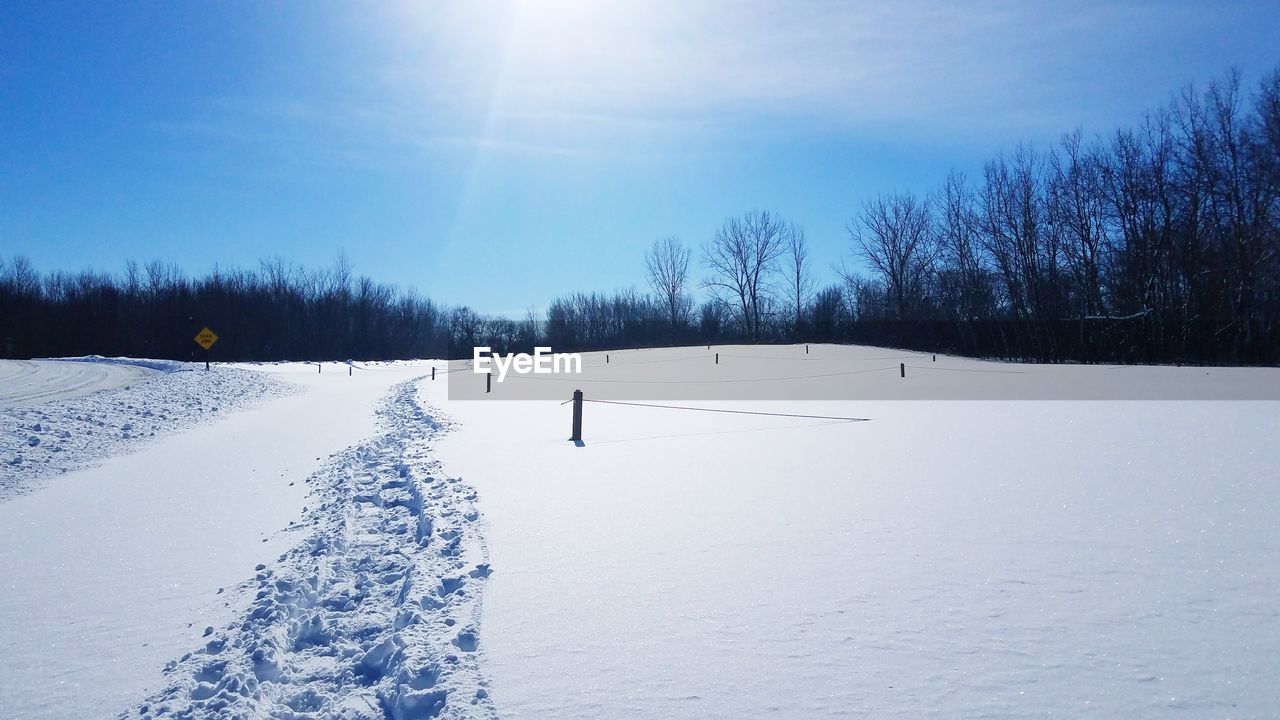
[318,363,321,374]
[205,360,210,371]
[806,344,809,354]
[932,354,936,362]
[486,371,492,393]
[569,389,583,443]
[715,353,719,365]
[349,365,352,376]
[900,362,905,378]
[606,354,609,364]
[432,366,436,381]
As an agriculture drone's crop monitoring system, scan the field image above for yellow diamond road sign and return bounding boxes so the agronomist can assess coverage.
[194,327,219,351]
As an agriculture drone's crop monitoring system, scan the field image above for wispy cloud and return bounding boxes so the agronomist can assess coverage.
[160,1,1273,162]
[366,0,1242,140]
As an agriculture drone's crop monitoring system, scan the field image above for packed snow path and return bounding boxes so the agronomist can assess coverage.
[0,361,453,719]
[124,379,494,719]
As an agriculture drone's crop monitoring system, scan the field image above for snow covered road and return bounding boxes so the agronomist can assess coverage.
[0,359,156,409]
[0,362,451,719]
[1,362,296,501]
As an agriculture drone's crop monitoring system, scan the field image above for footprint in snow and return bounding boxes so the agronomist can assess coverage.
[453,630,478,653]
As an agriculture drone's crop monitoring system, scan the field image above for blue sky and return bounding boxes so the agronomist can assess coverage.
[3,1,1278,315]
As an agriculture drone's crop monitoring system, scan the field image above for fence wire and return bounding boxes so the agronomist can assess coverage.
[717,352,923,362]
[581,398,870,422]
[506,365,902,385]
[902,364,1028,374]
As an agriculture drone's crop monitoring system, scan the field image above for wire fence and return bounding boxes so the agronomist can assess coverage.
[528,350,1024,443]
[717,352,924,363]
[902,364,1028,375]
[582,353,712,368]
[581,398,870,422]
[506,364,903,385]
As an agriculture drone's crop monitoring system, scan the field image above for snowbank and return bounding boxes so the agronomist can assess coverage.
[0,363,299,500]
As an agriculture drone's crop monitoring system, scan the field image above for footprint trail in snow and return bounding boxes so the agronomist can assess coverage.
[124,378,495,720]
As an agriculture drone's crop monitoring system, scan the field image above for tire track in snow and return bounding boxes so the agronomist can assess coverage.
[124,378,495,720]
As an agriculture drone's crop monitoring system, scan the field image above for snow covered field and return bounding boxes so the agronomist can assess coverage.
[435,346,1280,718]
[1,347,1277,719]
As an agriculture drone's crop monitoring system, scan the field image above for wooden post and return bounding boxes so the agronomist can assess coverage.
[318,363,322,374]
[569,389,583,443]
[932,354,936,362]
[205,360,210,371]
[486,371,492,394]
[431,367,436,381]
[606,354,609,364]
[715,353,719,365]
[349,365,352,376]
[900,363,905,378]
[806,344,809,354]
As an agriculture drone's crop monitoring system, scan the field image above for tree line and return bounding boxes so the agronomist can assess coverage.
[545,65,1280,365]
[2,65,1277,365]
[0,256,457,361]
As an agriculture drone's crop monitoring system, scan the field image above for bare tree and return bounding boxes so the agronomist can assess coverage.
[1204,70,1274,356]
[980,145,1065,328]
[704,210,791,341]
[1,255,42,297]
[1047,130,1108,317]
[848,192,937,320]
[448,305,482,352]
[645,236,691,345]
[785,226,814,337]
[935,171,992,321]
[1101,111,1177,323]
[810,284,845,340]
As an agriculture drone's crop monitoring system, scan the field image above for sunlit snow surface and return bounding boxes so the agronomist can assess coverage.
[0,349,1277,719]
[0,357,158,409]
[0,358,300,500]
[434,345,1280,718]
[0,360,474,719]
